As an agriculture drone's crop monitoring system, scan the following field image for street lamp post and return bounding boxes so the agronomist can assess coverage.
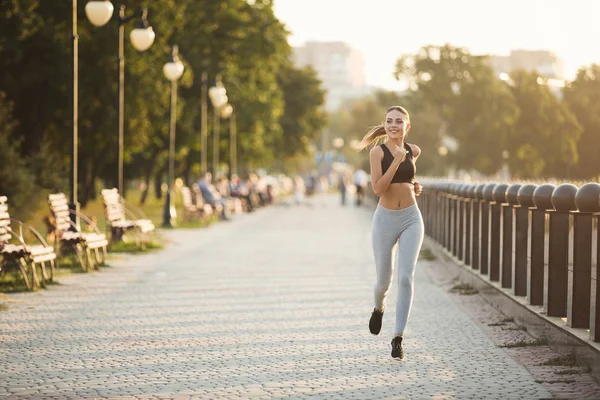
[116,6,155,196]
[162,45,185,228]
[200,72,208,174]
[219,104,234,177]
[87,2,155,196]
[68,0,113,226]
[208,76,228,176]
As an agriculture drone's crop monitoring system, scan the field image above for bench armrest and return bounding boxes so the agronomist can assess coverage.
[69,210,103,235]
[9,218,52,247]
[122,200,149,220]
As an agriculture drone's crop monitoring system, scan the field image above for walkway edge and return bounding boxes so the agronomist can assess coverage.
[423,235,600,384]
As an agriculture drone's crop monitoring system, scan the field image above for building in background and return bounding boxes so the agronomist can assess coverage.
[488,49,565,79]
[293,41,370,111]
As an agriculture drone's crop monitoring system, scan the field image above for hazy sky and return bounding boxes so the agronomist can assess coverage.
[273,0,600,90]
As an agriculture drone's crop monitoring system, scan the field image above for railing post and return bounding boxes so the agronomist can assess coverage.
[481,183,496,276]
[493,184,510,287]
[544,184,577,317]
[451,184,459,257]
[464,184,474,267]
[489,184,508,282]
[471,184,486,271]
[530,184,555,306]
[569,183,600,329]
[457,184,465,261]
[591,211,600,341]
[442,184,450,250]
[515,184,537,297]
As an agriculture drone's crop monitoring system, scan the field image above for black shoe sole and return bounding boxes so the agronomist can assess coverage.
[369,311,383,335]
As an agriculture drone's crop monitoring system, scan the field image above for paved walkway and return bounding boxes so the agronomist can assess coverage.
[0,194,560,399]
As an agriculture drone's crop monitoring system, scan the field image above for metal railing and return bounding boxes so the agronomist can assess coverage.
[416,180,600,342]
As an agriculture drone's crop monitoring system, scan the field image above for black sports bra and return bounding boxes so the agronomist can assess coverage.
[380,142,416,184]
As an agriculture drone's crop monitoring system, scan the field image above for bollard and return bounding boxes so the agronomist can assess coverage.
[531,184,555,306]
[457,184,466,261]
[464,184,475,267]
[451,184,460,258]
[489,183,508,282]
[545,184,578,317]
[515,184,536,297]
[493,183,510,288]
[481,183,497,277]
[592,206,600,341]
[471,183,486,271]
[442,183,450,250]
[571,183,600,329]
[505,184,522,292]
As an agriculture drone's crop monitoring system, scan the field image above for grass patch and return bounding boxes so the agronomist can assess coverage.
[538,354,578,367]
[419,247,437,261]
[108,240,163,253]
[498,337,548,348]
[0,303,9,311]
[0,270,30,293]
[450,283,479,295]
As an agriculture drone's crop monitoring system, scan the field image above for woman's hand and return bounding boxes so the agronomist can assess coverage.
[414,182,423,196]
[391,145,408,163]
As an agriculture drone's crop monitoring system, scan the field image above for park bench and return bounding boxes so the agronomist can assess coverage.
[47,193,108,271]
[101,188,155,244]
[0,196,57,290]
[181,186,214,222]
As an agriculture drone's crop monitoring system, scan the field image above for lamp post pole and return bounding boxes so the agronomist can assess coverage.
[71,0,79,221]
[208,75,227,176]
[200,72,208,174]
[115,6,154,195]
[230,110,237,177]
[71,0,115,225]
[162,45,185,227]
[213,109,220,176]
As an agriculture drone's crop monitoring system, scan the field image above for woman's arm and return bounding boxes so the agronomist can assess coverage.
[369,145,406,196]
[409,144,423,195]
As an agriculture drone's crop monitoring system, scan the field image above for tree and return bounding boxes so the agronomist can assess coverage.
[275,63,327,159]
[0,92,37,219]
[563,64,600,180]
[508,70,581,179]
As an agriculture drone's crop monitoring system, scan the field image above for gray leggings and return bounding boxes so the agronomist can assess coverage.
[372,203,424,335]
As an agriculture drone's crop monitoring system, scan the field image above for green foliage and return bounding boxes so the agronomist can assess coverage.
[508,70,581,179]
[329,43,592,180]
[0,0,326,210]
[276,64,327,158]
[563,64,600,180]
[0,92,38,218]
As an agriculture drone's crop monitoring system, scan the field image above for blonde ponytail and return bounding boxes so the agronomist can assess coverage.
[356,125,386,151]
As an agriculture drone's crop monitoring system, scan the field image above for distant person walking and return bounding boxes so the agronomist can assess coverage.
[353,167,368,206]
[357,105,424,360]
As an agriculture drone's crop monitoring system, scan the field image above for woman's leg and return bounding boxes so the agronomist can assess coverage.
[372,208,401,311]
[394,212,425,335]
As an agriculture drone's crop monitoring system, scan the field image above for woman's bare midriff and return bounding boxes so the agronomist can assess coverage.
[378,182,416,210]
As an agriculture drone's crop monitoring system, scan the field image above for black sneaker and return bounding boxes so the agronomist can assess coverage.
[369,308,384,335]
[391,336,404,359]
